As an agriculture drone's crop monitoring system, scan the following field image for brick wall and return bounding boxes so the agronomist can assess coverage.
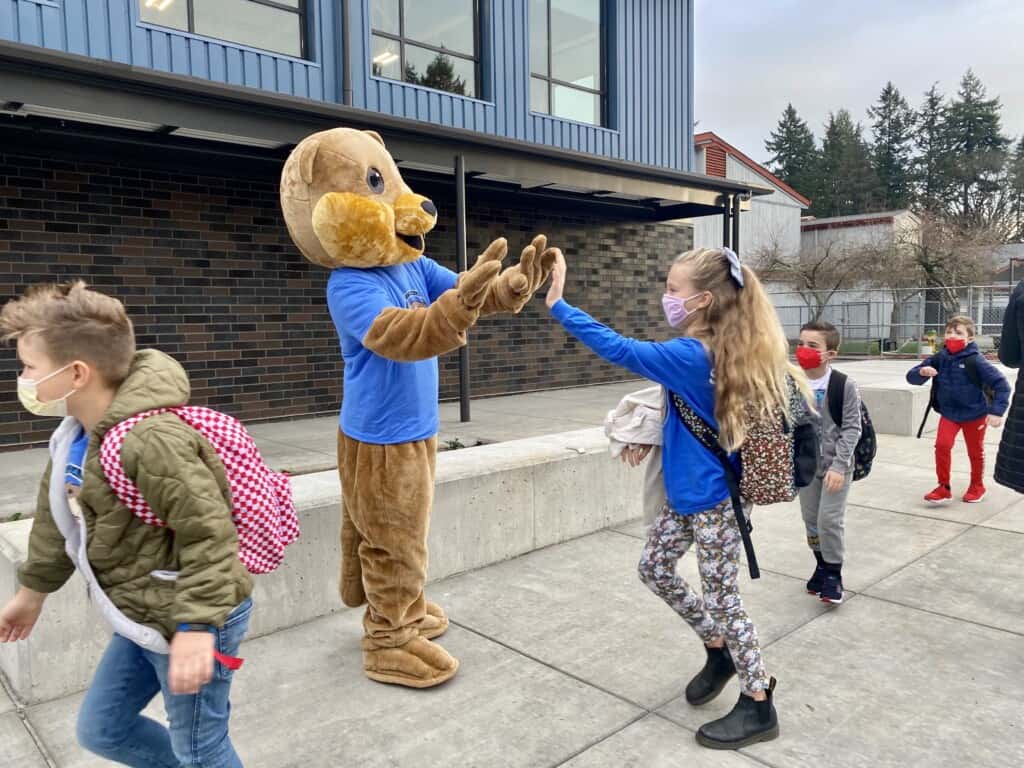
[0,131,691,447]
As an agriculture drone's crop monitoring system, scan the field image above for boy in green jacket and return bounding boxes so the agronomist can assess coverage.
[0,282,253,768]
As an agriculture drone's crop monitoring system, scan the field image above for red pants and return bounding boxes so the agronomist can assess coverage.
[935,416,987,486]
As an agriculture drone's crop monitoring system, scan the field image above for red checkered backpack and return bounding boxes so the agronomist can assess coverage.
[99,407,300,574]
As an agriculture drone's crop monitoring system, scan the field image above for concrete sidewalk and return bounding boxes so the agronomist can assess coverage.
[2,430,1022,767]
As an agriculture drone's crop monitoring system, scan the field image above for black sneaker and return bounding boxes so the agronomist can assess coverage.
[806,563,827,595]
[819,568,844,604]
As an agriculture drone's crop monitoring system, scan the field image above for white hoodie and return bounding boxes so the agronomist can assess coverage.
[603,386,668,525]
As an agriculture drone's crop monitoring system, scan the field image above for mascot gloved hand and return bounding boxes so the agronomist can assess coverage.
[479,234,559,316]
[280,127,560,688]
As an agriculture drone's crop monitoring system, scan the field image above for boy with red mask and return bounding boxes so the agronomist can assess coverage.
[795,321,862,604]
[907,316,1010,504]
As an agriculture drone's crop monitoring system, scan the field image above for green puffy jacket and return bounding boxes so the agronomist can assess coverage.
[19,350,253,638]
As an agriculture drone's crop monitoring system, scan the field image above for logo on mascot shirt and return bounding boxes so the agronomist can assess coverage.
[405,289,427,310]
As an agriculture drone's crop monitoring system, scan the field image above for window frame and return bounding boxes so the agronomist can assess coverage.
[370,0,482,99]
[138,0,310,60]
[530,0,607,127]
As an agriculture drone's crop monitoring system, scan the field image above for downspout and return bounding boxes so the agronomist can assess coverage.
[341,0,353,105]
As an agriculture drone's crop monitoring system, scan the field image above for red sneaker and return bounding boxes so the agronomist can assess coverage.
[924,485,952,503]
[962,485,987,503]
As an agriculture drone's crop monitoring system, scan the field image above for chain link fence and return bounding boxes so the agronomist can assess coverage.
[769,284,1014,354]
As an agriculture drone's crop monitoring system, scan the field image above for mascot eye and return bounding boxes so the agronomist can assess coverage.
[366,167,385,194]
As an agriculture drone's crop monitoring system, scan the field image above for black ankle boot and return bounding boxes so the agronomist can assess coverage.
[685,644,736,705]
[696,677,779,750]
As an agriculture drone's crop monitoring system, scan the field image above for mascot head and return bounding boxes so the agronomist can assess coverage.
[280,128,437,269]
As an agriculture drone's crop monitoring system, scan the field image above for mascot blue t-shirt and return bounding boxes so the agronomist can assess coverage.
[328,256,458,444]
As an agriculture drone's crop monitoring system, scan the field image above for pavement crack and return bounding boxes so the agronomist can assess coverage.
[0,669,57,768]
[449,619,649,714]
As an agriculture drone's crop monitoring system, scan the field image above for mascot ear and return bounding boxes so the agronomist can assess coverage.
[293,137,321,185]
[364,130,386,148]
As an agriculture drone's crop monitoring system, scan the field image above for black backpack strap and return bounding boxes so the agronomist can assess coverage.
[826,370,847,429]
[964,353,982,389]
[916,355,942,439]
[668,391,760,579]
[916,402,932,439]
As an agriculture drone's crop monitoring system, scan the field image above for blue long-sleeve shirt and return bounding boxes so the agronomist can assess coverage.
[551,299,732,515]
[906,342,1011,422]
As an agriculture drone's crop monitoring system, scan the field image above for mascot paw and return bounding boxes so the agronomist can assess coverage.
[458,237,508,310]
[417,601,449,640]
[362,635,460,688]
[484,234,561,315]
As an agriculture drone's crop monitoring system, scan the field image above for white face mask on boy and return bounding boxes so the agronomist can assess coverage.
[17,363,77,418]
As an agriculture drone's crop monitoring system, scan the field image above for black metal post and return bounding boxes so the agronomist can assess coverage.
[721,196,731,250]
[732,193,742,255]
[455,154,471,423]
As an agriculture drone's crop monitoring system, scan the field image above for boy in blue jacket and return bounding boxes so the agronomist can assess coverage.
[907,316,1011,503]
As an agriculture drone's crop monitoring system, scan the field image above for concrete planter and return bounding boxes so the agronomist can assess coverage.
[0,428,643,705]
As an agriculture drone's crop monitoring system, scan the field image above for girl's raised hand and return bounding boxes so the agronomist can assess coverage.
[545,249,567,309]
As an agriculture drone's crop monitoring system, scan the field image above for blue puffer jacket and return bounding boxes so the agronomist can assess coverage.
[907,342,1011,423]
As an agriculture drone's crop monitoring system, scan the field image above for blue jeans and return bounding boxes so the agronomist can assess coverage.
[76,598,252,768]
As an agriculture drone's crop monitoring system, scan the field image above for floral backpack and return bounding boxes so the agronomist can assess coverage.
[670,377,817,579]
[99,407,300,574]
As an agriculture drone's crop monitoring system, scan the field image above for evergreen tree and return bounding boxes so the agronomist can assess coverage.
[1009,137,1024,241]
[943,69,1011,225]
[867,82,916,209]
[404,54,468,96]
[764,104,820,203]
[913,83,951,212]
[815,110,879,217]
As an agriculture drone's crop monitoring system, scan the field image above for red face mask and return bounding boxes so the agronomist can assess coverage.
[945,338,967,354]
[796,346,824,370]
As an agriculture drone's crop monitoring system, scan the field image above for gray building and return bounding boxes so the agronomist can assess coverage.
[690,132,810,258]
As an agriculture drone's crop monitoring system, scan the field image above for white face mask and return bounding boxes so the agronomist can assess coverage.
[17,363,77,418]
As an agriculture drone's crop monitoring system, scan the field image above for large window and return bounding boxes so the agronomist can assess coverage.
[530,0,605,126]
[138,0,307,59]
[370,0,480,98]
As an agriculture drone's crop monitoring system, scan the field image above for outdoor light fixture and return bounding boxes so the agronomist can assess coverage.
[7,103,164,132]
[373,52,399,66]
[171,127,287,148]
[144,0,175,11]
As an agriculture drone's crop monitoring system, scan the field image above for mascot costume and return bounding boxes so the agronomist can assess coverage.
[280,128,557,688]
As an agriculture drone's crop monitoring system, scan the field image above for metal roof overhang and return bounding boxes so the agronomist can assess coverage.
[0,41,773,220]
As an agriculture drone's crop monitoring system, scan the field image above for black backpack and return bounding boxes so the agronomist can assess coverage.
[826,370,877,481]
[915,354,993,438]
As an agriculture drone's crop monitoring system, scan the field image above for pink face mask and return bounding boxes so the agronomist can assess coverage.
[662,293,704,328]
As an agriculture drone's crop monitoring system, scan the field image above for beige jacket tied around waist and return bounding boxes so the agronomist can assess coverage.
[604,385,668,525]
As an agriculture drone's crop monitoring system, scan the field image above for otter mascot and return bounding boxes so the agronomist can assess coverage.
[280,128,558,687]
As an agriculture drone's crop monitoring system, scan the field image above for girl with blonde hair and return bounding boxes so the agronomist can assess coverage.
[546,245,808,750]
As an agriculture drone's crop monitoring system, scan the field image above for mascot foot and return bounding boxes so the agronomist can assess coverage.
[362,635,460,689]
[418,601,449,640]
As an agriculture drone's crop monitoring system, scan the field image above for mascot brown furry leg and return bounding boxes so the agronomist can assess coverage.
[281,128,557,687]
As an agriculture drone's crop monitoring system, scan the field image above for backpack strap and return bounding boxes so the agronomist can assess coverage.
[826,370,848,429]
[667,391,760,579]
[99,409,171,528]
[964,353,982,390]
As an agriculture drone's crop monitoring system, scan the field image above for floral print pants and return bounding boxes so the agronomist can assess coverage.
[637,500,769,694]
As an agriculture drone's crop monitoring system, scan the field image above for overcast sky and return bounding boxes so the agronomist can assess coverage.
[693,0,1024,165]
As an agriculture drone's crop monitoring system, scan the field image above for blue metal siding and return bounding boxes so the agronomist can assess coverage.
[0,0,692,171]
[0,0,334,101]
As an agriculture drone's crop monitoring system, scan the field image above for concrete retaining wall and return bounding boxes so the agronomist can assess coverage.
[859,384,932,437]
[0,428,643,705]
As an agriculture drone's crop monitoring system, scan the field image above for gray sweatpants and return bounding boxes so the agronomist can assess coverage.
[798,472,852,564]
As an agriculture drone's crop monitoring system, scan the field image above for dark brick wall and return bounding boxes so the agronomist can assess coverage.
[0,130,691,448]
